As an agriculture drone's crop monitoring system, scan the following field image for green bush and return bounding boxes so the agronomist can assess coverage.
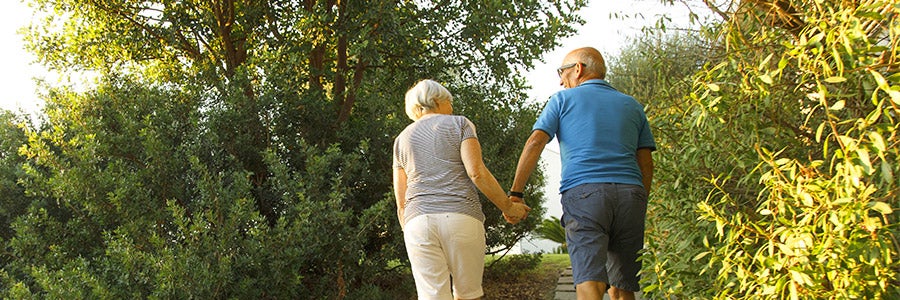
[617,1,900,298]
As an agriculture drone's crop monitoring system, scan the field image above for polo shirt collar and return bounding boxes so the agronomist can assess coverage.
[579,79,610,87]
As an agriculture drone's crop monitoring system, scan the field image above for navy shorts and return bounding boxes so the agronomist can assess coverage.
[561,183,647,292]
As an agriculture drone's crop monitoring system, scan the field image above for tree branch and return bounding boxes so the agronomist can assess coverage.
[701,0,730,21]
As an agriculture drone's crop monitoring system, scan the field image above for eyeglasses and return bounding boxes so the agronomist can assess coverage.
[556,63,582,77]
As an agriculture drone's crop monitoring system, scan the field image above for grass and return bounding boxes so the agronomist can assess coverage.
[540,253,572,269]
[484,253,570,271]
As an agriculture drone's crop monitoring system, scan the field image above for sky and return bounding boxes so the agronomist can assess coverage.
[1,0,44,115]
[524,1,694,104]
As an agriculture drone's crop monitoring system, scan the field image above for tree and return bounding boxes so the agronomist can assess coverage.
[630,0,900,298]
[2,0,586,297]
[0,110,29,242]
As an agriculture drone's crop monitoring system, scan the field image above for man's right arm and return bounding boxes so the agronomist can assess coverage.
[636,148,654,195]
[510,130,551,198]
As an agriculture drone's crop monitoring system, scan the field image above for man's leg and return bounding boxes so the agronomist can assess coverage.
[605,184,647,300]
[575,280,607,300]
[608,286,635,300]
[562,183,615,300]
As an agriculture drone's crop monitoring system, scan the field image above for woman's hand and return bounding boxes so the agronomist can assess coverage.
[502,198,531,224]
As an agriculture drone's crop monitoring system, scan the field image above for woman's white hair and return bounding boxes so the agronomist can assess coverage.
[405,79,452,121]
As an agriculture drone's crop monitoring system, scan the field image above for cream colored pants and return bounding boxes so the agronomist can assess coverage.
[404,213,486,300]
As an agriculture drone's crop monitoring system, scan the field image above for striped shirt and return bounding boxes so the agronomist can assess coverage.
[393,114,485,225]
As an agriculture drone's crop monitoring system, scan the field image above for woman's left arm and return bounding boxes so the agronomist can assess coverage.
[461,138,530,223]
[392,167,408,229]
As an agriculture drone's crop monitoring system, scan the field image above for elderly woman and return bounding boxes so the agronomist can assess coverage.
[393,79,531,300]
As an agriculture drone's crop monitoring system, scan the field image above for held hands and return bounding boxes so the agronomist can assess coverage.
[502,196,531,224]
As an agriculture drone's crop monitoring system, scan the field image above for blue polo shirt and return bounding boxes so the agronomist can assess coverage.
[534,79,656,193]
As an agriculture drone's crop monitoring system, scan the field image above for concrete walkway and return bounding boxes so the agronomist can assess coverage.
[554,267,577,300]
[554,267,643,300]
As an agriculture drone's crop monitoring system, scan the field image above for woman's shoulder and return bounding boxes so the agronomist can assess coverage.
[396,120,421,137]
[450,115,476,130]
[429,114,473,125]
[434,114,469,123]
[452,114,473,123]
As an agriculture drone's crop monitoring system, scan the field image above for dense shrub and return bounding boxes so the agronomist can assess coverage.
[612,1,900,298]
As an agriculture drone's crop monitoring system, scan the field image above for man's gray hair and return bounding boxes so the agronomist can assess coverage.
[405,79,453,121]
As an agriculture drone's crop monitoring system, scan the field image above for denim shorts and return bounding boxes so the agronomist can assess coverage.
[561,183,647,292]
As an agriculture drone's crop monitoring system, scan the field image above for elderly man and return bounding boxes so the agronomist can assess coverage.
[508,47,655,300]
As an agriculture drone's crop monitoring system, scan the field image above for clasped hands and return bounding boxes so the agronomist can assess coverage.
[502,196,531,224]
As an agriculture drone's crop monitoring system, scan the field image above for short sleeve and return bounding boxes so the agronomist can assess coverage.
[460,116,477,142]
[392,136,405,169]
[637,112,656,151]
[532,94,561,141]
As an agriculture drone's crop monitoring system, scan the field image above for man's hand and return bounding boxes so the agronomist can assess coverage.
[502,197,531,224]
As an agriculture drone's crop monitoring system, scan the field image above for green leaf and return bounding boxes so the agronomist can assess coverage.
[707,83,720,92]
[868,132,886,153]
[824,76,847,83]
[881,161,894,183]
[871,69,889,88]
[790,270,813,286]
[716,219,725,237]
[890,90,900,105]
[807,32,825,46]
[838,135,856,148]
[815,122,826,143]
[856,148,873,174]
[868,201,893,214]
[855,11,884,19]
[778,57,789,70]
[693,251,710,261]
[758,53,774,70]
[866,104,883,123]
[829,100,845,110]
[759,74,774,84]
[800,193,814,207]
[886,71,900,83]
[777,243,795,256]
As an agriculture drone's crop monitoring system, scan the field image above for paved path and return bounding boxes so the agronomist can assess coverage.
[554,267,643,300]
[554,267,577,300]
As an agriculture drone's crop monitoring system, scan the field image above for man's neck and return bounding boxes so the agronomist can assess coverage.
[576,76,603,86]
